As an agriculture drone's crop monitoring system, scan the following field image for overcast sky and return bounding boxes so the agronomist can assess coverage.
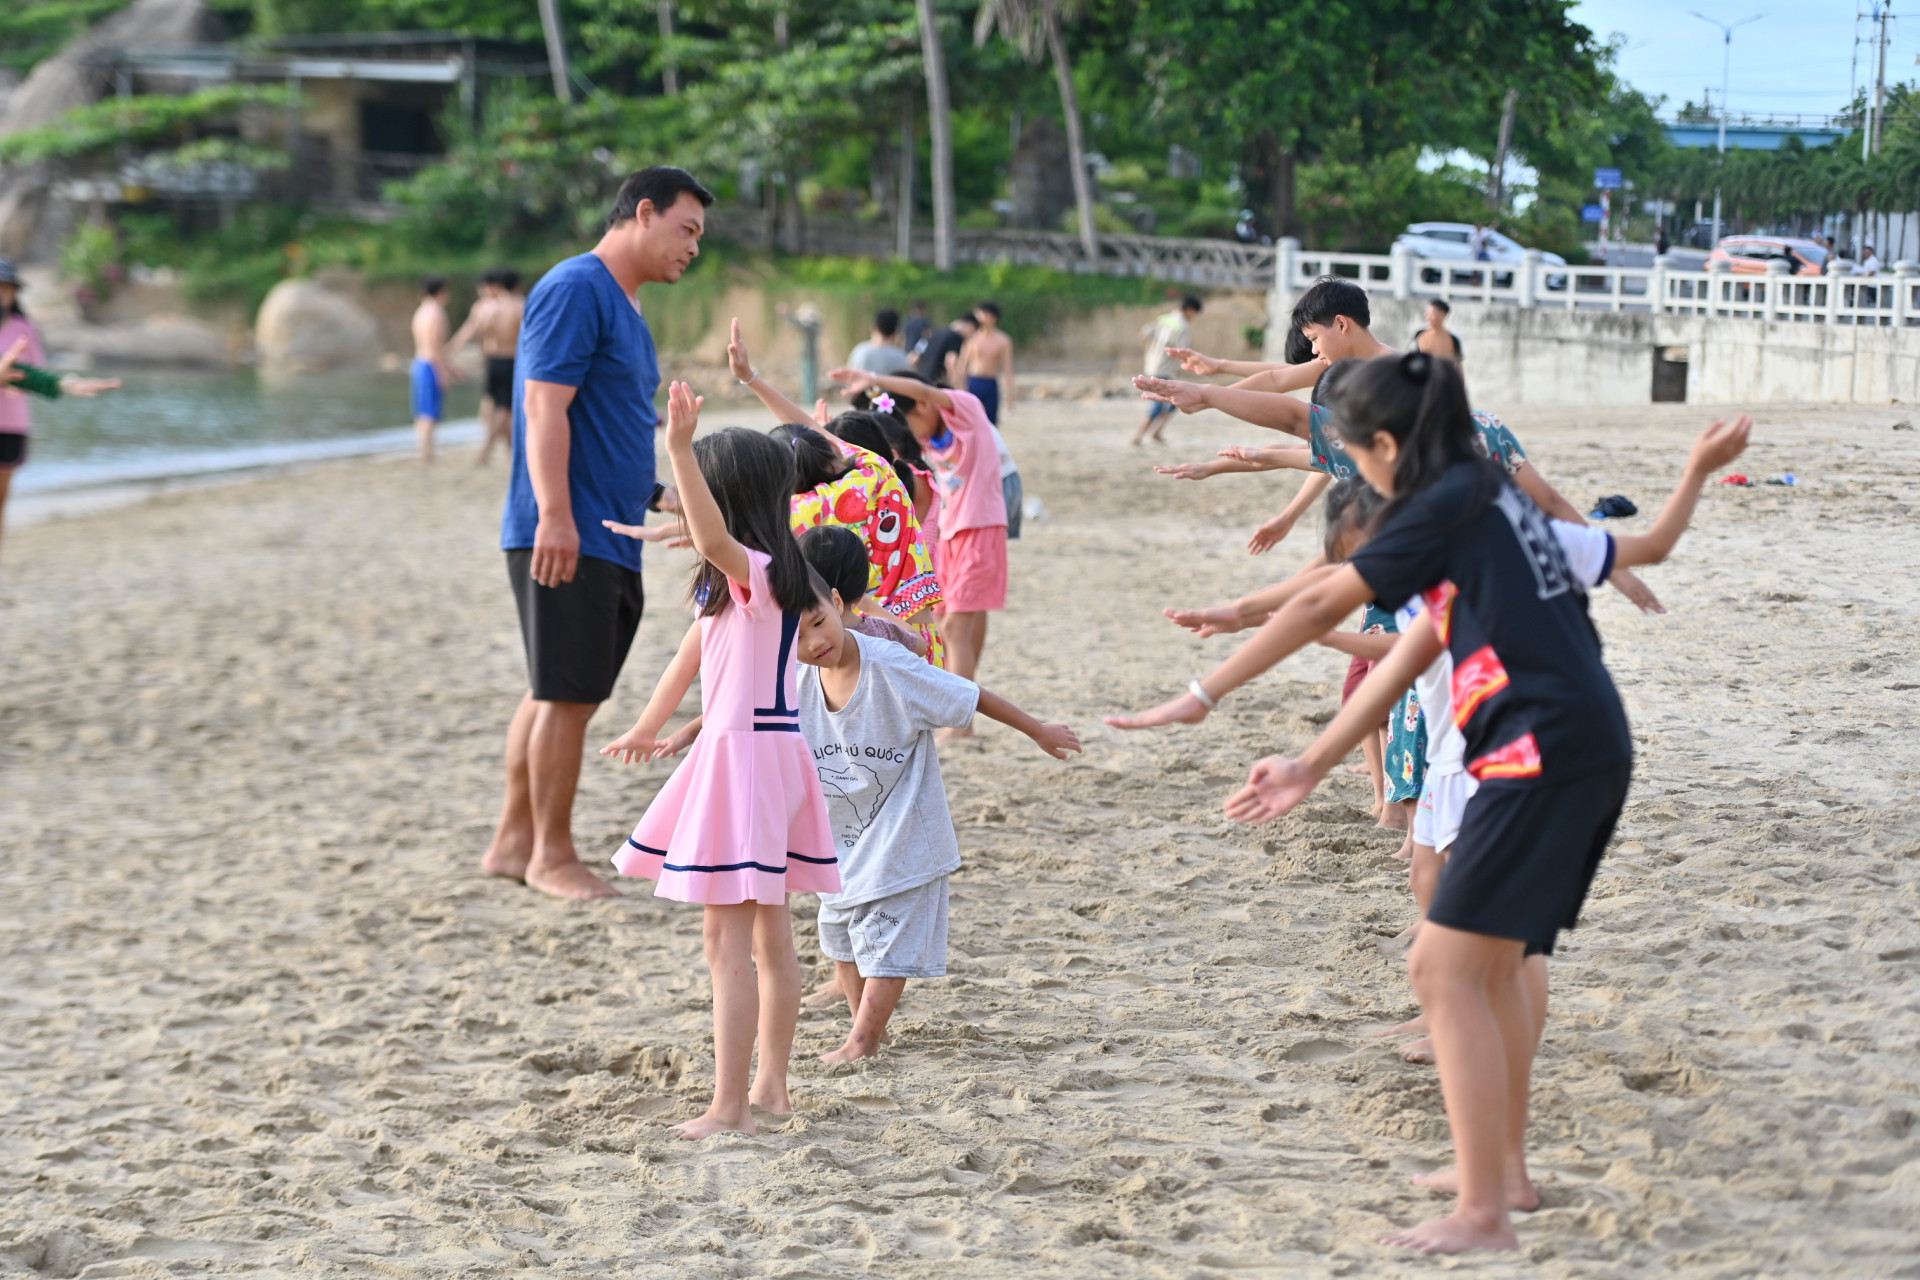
[1571,1,1894,119]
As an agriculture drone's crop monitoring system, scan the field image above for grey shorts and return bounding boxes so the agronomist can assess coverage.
[1001,471,1023,540]
[817,878,950,978]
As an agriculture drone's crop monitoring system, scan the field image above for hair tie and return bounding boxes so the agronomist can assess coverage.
[873,392,896,414]
[1403,351,1431,384]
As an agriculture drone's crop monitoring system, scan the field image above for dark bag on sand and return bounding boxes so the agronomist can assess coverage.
[1589,494,1638,519]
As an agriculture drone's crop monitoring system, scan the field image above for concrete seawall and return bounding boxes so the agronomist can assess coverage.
[1268,290,1920,406]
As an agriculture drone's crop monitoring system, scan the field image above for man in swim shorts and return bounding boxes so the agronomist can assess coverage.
[409,276,454,464]
[450,267,525,466]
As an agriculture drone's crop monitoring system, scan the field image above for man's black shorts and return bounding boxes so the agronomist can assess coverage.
[506,550,644,705]
[1429,760,1632,957]
[485,356,515,408]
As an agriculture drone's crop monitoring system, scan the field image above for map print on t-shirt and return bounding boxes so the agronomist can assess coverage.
[818,758,894,848]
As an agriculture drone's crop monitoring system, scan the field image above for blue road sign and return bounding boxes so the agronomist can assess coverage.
[1594,167,1623,189]
[1581,204,1605,222]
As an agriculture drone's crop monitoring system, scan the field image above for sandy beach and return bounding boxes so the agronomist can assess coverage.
[3,397,1918,1278]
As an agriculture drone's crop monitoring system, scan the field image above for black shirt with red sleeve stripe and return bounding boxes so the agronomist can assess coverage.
[1349,461,1631,782]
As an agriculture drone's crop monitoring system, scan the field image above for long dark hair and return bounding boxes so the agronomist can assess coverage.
[689,427,817,617]
[828,409,922,496]
[1326,351,1496,521]
[770,424,853,493]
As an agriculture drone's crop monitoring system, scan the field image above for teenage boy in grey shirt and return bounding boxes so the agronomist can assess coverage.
[800,629,1079,1062]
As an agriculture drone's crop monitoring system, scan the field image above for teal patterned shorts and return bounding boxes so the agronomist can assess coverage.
[1363,603,1427,804]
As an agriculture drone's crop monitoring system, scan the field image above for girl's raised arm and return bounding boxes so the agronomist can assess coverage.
[1225,613,1444,825]
[662,381,754,586]
[727,317,827,436]
[1165,556,1337,637]
[829,367,954,412]
[1609,415,1753,569]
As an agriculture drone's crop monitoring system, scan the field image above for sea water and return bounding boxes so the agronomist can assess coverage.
[14,368,485,495]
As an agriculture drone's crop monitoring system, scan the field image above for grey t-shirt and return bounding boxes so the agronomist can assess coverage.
[799,632,979,905]
[847,341,917,376]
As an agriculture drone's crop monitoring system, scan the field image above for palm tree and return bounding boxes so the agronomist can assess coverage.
[914,0,956,269]
[974,0,1098,261]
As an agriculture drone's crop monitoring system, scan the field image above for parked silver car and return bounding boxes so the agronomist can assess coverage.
[1394,222,1568,289]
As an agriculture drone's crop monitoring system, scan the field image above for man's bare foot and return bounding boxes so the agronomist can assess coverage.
[1398,1036,1436,1064]
[747,1082,791,1116]
[671,1108,755,1140]
[935,726,975,745]
[1370,1014,1428,1039]
[803,984,848,1009]
[1378,1210,1519,1254]
[1412,1167,1540,1212]
[525,860,620,900]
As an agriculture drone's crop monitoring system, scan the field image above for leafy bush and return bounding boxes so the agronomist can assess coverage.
[0,86,295,164]
[58,222,121,309]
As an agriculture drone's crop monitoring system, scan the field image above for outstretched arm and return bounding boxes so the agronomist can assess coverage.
[1514,457,1663,613]
[1133,376,1314,438]
[1609,415,1752,569]
[662,381,753,585]
[1249,470,1333,555]
[602,623,703,762]
[727,317,824,432]
[830,366,954,412]
[1225,614,1444,824]
[1107,563,1376,729]
[1314,629,1398,660]
[1164,556,1336,637]
[974,689,1082,759]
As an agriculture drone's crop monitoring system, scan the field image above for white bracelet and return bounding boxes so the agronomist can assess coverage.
[736,371,757,386]
[1188,680,1218,711]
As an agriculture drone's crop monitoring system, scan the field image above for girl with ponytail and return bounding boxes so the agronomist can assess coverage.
[1109,348,1753,1254]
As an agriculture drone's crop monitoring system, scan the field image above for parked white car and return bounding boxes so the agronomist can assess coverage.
[1394,222,1568,289]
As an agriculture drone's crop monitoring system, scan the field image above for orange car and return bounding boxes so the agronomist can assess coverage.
[1705,236,1829,276]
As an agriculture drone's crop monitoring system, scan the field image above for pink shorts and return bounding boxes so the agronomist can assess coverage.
[935,525,1008,613]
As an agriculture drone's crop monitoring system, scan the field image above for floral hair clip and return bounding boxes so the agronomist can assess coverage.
[872,392,896,414]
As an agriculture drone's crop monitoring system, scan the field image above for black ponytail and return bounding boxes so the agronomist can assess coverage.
[1326,351,1496,522]
[688,427,818,618]
[770,424,854,493]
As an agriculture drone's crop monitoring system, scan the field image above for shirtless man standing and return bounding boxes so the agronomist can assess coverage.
[450,267,525,465]
[961,300,1015,424]
[409,276,456,464]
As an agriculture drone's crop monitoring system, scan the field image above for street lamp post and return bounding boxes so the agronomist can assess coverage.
[1690,10,1763,248]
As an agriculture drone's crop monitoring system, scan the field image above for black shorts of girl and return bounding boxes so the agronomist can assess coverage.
[0,432,25,467]
[1428,761,1632,956]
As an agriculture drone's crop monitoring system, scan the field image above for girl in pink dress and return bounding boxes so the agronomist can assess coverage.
[600,382,841,1139]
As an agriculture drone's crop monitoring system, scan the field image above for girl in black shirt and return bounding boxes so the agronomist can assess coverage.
[1107,352,1750,1254]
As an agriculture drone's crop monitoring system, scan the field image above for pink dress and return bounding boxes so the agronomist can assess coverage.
[613,549,839,904]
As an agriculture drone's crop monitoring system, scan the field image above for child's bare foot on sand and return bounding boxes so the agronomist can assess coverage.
[821,1038,880,1064]
[1346,762,1372,775]
[1390,833,1414,861]
[671,1108,755,1140]
[803,984,848,1009]
[747,1082,791,1116]
[934,725,975,745]
[1378,805,1409,832]
[1412,1167,1540,1212]
[1378,1210,1519,1254]
[526,860,620,900]
[480,840,531,881]
[1370,1014,1428,1039]
[1398,1036,1436,1064]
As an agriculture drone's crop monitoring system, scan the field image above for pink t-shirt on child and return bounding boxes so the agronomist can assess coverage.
[0,314,46,435]
[923,388,1007,538]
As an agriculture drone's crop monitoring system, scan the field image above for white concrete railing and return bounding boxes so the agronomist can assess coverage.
[1281,239,1920,326]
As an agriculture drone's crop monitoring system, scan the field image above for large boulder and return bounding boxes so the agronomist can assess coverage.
[254,279,382,377]
[40,312,237,369]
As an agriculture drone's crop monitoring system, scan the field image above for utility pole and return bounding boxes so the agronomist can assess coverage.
[1872,2,1890,155]
[537,0,572,103]
[1691,11,1763,247]
[1488,88,1518,214]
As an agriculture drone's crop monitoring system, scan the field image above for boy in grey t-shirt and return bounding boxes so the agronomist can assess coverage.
[800,629,1079,1064]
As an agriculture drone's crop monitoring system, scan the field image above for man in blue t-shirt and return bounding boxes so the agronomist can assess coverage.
[483,165,713,900]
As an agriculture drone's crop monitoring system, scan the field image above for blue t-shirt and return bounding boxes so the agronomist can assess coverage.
[501,253,658,573]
